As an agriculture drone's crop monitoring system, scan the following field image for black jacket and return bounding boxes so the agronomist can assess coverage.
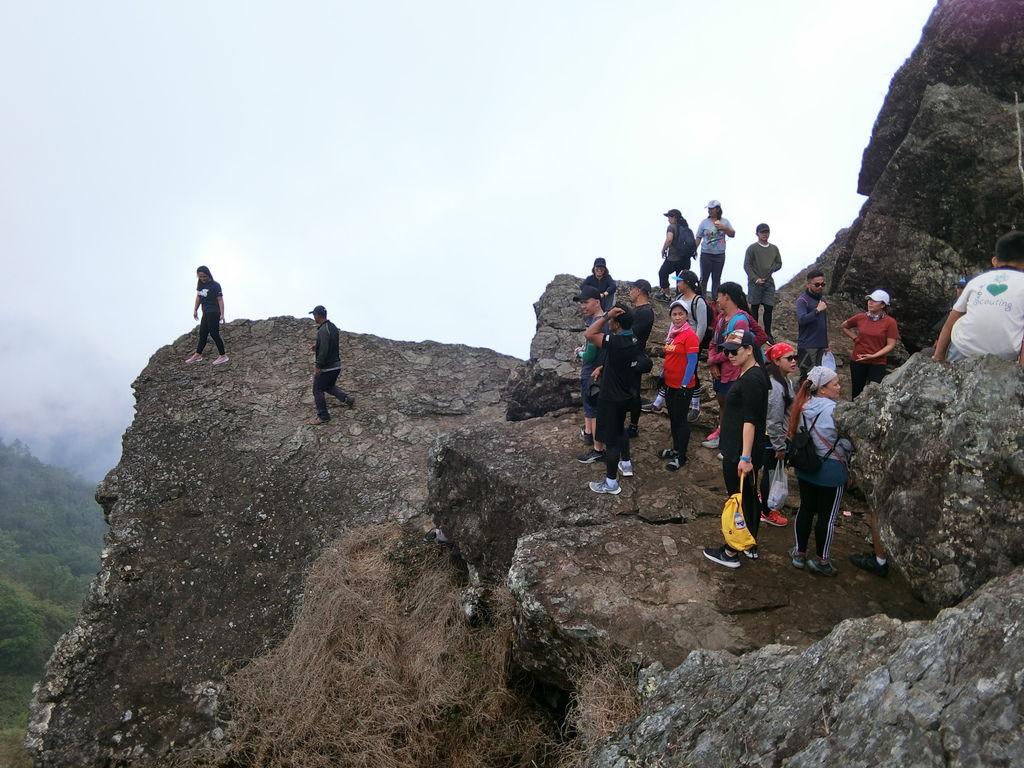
[315,320,341,370]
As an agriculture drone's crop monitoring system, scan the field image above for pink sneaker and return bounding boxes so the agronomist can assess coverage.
[701,427,720,449]
[185,353,202,364]
[212,355,230,366]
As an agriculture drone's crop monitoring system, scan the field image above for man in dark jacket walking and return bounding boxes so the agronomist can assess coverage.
[308,305,355,425]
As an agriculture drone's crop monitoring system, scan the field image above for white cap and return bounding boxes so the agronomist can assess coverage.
[706,199,721,209]
[866,289,890,304]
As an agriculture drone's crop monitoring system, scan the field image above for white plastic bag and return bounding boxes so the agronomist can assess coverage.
[767,463,789,510]
[821,350,837,371]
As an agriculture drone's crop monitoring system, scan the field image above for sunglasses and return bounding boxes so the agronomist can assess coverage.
[781,354,797,361]
[725,348,743,356]
[810,282,826,287]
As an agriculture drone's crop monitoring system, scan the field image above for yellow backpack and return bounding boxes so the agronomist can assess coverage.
[721,473,757,552]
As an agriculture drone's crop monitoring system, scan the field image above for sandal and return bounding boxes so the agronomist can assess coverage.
[657,448,677,459]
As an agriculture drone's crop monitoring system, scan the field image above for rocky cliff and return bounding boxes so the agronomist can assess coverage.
[821,0,1024,349]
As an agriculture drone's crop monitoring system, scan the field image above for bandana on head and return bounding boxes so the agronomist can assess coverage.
[806,365,838,391]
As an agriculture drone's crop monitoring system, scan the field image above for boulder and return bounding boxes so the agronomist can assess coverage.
[587,565,1024,768]
[835,353,1024,608]
[817,0,1024,350]
[506,521,753,689]
[26,317,521,767]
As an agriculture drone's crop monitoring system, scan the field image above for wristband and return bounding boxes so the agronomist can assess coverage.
[739,456,752,462]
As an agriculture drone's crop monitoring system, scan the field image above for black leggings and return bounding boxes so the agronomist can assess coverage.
[794,478,843,561]
[658,258,689,290]
[850,361,886,398]
[197,312,225,355]
[665,386,693,460]
[751,304,774,338]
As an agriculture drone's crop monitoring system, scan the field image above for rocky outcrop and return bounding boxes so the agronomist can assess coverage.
[26,317,520,767]
[587,565,1024,768]
[836,353,1024,608]
[819,0,1024,349]
[504,275,669,420]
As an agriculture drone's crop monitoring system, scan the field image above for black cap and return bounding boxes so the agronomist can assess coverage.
[574,286,601,302]
[663,209,682,218]
[309,305,327,316]
[756,223,770,233]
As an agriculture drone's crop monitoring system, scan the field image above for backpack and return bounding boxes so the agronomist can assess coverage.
[720,474,756,552]
[675,226,697,260]
[787,412,834,473]
[690,295,715,350]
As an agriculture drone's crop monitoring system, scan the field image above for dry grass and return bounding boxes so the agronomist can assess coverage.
[193,525,559,768]
[178,524,641,768]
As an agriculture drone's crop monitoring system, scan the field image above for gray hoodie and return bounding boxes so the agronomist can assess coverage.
[766,377,796,452]
[797,396,853,462]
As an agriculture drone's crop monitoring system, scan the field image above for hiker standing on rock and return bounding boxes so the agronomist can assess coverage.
[185,266,229,366]
[702,329,769,568]
[658,209,696,302]
[744,223,782,344]
[694,200,735,298]
[626,280,655,438]
[657,301,700,471]
[840,289,899,398]
[786,366,853,576]
[795,270,829,382]
[581,257,617,312]
[758,342,798,528]
[583,305,642,495]
[574,285,607,460]
[308,305,354,426]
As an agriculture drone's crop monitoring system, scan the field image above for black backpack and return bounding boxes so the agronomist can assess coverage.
[787,412,834,473]
[690,295,715,350]
[675,226,697,260]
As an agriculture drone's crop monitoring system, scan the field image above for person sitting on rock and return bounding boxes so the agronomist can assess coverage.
[932,230,1024,365]
[308,305,355,425]
[582,305,640,495]
[786,366,854,577]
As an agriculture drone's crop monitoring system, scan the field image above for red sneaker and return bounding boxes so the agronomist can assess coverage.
[760,509,789,527]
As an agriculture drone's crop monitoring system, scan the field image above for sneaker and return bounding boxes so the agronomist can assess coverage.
[807,557,839,577]
[701,428,720,449]
[579,428,594,444]
[692,385,705,398]
[308,417,329,425]
[212,355,230,365]
[717,453,723,460]
[665,457,688,471]
[687,409,700,423]
[617,460,634,477]
[703,546,741,569]
[184,353,203,364]
[340,396,356,408]
[641,402,662,413]
[657,448,677,459]
[760,509,789,527]
[576,449,605,464]
[626,424,639,438]
[742,546,759,560]
[589,479,622,495]
[790,547,806,569]
[849,552,889,577]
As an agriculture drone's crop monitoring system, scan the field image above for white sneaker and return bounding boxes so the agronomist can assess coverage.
[588,480,622,495]
[701,436,720,449]
[212,355,230,366]
[617,461,634,478]
[184,354,202,364]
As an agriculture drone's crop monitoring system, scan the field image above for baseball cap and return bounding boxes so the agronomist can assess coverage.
[706,199,722,209]
[309,305,327,316]
[663,209,682,218]
[574,286,601,302]
[721,329,755,350]
[866,289,891,304]
[756,223,770,233]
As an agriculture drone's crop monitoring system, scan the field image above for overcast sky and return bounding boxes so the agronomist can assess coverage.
[0,0,937,481]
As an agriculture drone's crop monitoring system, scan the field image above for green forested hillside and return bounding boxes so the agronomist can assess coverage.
[0,438,107,764]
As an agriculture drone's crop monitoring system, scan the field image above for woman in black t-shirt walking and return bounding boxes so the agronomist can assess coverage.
[185,266,230,365]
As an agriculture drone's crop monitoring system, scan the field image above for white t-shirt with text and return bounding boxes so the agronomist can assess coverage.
[951,267,1024,360]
